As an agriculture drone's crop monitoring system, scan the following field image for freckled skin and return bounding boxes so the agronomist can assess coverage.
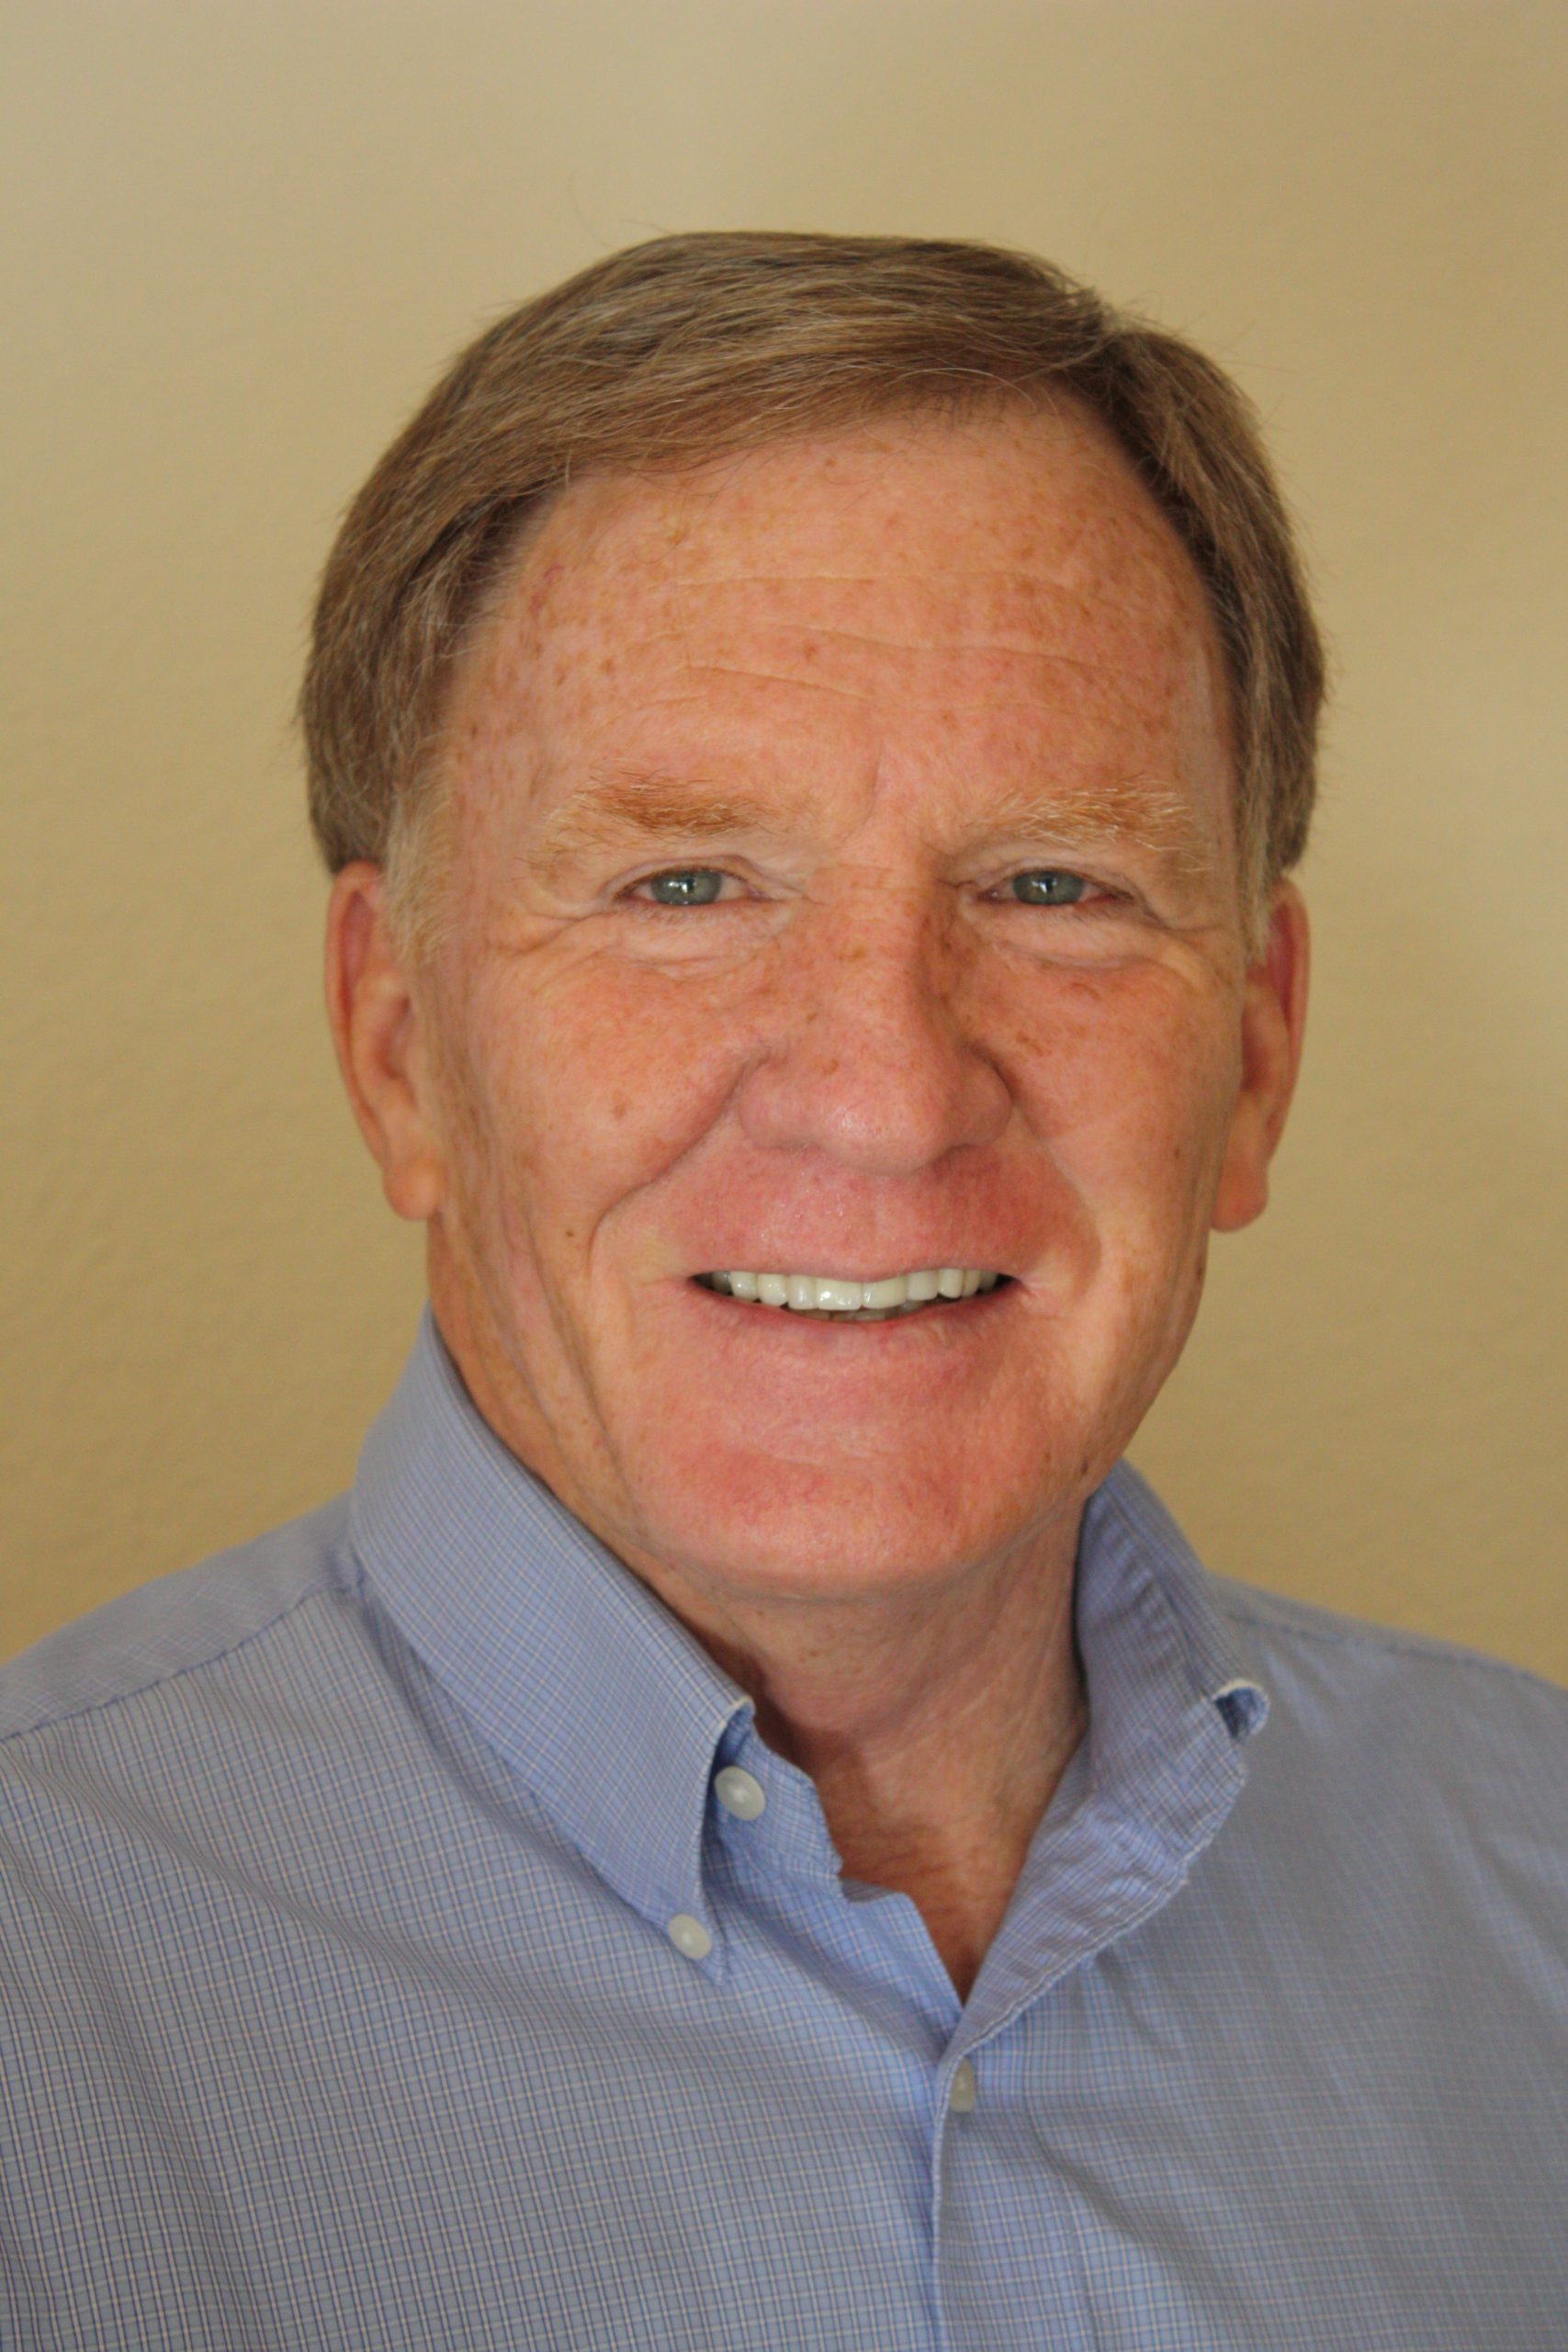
[331,405,1306,1994]
[413,407,1290,1584]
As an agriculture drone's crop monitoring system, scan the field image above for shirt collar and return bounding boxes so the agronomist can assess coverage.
[961,1462,1270,2041]
[350,1311,1269,1973]
[1086,1461,1269,1748]
[350,1310,750,1944]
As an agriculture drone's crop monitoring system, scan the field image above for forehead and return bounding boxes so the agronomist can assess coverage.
[445,402,1232,839]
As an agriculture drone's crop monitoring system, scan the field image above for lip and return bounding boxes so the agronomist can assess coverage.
[647,1269,1029,1419]
[680,1261,1020,1286]
[679,1272,1017,1329]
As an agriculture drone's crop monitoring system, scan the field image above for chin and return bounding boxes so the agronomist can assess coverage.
[619,1438,1077,1603]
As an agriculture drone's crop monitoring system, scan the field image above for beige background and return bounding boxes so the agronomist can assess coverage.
[4,1,1563,1676]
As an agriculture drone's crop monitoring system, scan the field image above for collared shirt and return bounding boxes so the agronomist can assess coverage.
[3,1315,1566,2349]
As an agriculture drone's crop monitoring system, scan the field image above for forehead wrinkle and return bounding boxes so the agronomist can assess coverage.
[618,639,1118,713]
[677,661,874,706]
[647,572,1183,640]
[657,568,1122,589]
[635,623,1104,670]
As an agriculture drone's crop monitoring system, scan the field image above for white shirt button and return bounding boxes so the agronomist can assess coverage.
[667,1913,712,1962]
[949,2059,978,2113]
[714,1766,766,1821]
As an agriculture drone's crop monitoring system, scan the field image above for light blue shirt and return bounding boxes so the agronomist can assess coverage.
[4,1313,1566,2348]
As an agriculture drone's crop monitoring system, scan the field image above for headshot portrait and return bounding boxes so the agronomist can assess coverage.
[4,6,1565,2346]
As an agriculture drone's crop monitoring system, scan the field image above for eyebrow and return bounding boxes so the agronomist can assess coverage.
[529,771,792,884]
[965,775,1218,882]
[528,765,1219,887]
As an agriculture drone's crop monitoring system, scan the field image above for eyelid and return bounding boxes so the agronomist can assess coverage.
[610,858,1136,910]
[989,867,1165,933]
[619,862,751,904]
[981,863,1112,900]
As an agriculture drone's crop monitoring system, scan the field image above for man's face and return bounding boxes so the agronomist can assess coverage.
[399,404,1297,1606]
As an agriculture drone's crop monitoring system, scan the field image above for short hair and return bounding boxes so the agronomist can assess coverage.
[300,232,1324,951]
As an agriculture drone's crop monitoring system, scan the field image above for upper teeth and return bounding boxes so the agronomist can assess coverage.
[707,1269,1000,1313]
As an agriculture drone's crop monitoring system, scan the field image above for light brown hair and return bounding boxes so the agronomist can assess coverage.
[300,232,1324,948]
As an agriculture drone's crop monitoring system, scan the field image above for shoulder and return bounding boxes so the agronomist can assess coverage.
[1206,1567,1568,1846]
[1209,1565,1568,1716]
[0,1494,362,1753]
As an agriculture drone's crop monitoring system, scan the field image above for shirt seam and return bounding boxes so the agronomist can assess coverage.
[1102,1474,1566,1702]
[1208,1580,1568,1701]
[0,1555,368,1751]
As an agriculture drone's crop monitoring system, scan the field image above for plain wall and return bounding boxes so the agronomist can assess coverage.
[4,0,1564,1676]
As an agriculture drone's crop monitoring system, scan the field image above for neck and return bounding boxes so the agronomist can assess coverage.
[431,1272,1089,2004]
[677,1527,1088,2000]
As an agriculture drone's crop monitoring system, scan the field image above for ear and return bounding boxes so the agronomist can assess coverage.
[1212,879,1311,1234]
[324,863,446,1222]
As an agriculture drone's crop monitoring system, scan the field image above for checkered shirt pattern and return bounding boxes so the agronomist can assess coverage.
[3,1311,1566,2347]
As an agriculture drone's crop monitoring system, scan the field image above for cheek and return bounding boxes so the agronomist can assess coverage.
[448,956,751,1232]
[1004,966,1241,1233]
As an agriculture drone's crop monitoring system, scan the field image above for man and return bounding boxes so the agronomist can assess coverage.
[3,234,1564,2348]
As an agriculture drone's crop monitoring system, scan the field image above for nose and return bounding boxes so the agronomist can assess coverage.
[733,887,1011,1175]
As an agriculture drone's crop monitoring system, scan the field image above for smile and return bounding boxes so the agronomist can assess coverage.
[695,1269,1005,1320]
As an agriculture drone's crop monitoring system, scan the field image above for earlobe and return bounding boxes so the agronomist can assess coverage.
[1211,880,1311,1234]
[323,863,446,1223]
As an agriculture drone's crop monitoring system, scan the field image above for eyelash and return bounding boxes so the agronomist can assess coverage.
[623,868,747,909]
[621,865,1118,911]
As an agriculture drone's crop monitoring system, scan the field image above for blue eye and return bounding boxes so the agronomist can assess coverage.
[641,868,726,907]
[1010,869,1089,906]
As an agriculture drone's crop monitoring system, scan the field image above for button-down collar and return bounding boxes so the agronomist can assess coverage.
[961,1466,1269,2046]
[351,1310,1269,2009]
[350,1311,750,1954]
